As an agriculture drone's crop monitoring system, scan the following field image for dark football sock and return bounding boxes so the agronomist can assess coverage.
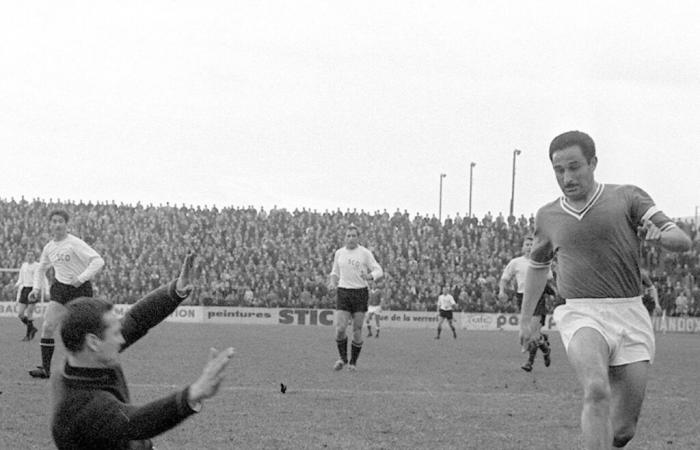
[20,316,29,325]
[349,341,362,365]
[40,338,55,372]
[539,334,550,353]
[336,337,348,363]
[437,326,442,337]
[528,346,537,364]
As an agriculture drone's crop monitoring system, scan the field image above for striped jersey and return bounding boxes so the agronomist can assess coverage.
[530,183,674,299]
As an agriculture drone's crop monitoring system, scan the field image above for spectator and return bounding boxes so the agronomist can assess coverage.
[0,198,696,315]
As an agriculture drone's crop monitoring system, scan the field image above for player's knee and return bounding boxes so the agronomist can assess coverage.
[583,378,611,405]
[43,322,56,335]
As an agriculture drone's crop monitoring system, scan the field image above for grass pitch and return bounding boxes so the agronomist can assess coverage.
[1,319,698,449]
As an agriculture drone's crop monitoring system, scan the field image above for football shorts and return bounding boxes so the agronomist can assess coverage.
[336,287,369,314]
[553,296,654,366]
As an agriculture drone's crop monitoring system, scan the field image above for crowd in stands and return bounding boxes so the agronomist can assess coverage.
[1,197,699,316]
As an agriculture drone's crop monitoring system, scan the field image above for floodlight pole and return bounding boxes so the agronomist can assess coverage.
[439,173,447,222]
[509,149,522,219]
[468,162,476,217]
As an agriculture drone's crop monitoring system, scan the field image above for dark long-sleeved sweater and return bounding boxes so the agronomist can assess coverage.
[52,280,197,450]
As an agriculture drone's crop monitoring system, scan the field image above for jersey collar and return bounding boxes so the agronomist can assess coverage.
[559,183,604,220]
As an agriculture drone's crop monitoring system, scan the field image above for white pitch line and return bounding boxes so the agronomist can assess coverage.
[129,383,571,398]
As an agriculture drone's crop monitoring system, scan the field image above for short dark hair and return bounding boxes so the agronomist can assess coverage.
[61,297,113,353]
[346,224,359,235]
[49,209,70,223]
[549,131,596,162]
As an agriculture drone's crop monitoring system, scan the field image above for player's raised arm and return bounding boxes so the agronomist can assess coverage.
[119,252,196,350]
[175,251,196,296]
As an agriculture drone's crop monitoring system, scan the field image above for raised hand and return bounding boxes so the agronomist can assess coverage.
[188,347,235,402]
[176,252,196,295]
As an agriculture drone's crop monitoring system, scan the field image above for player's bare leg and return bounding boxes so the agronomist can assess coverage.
[18,303,29,341]
[30,301,67,378]
[19,303,38,341]
[566,327,612,450]
[373,312,380,338]
[334,310,351,370]
[436,316,445,339]
[366,313,373,337]
[26,303,38,338]
[348,312,365,370]
[448,318,457,338]
[609,362,649,448]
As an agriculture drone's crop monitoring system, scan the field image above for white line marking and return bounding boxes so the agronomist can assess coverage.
[129,383,568,398]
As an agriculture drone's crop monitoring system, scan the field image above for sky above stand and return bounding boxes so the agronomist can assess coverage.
[2,0,699,219]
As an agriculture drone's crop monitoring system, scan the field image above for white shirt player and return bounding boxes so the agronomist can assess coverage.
[437,294,457,311]
[33,234,105,289]
[331,245,383,289]
[16,261,39,288]
[501,256,531,294]
[501,256,553,294]
[16,261,49,301]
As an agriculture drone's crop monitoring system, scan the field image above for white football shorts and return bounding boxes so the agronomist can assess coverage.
[553,296,655,366]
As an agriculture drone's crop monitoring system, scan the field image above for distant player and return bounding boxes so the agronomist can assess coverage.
[498,235,555,372]
[28,210,105,379]
[519,131,691,449]
[328,225,383,371]
[366,281,383,338]
[640,269,661,316]
[435,286,457,339]
[15,250,41,341]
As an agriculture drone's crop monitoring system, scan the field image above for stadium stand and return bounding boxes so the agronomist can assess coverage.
[1,197,698,316]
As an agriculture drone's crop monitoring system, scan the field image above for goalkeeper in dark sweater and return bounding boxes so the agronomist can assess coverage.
[51,252,235,450]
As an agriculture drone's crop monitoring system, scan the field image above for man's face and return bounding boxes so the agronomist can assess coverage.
[551,145,597,202]
[49,215,68,239]
[521,239,533,257]
[345,229,359,249]
[92,311,125,366]
[26,250,36,262]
